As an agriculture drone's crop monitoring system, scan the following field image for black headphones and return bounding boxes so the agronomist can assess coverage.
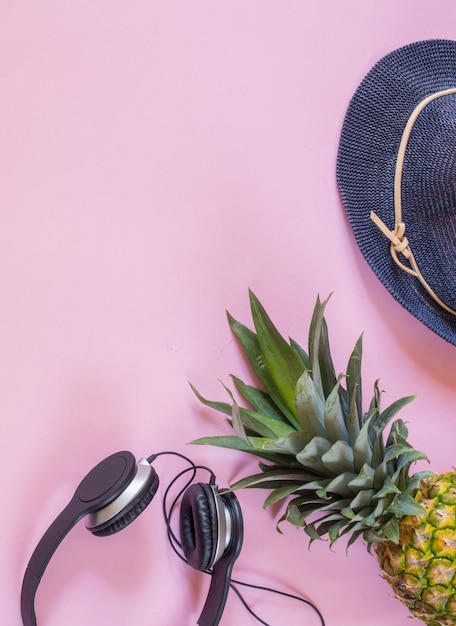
[21,450,325,626]
[21,450,242,626]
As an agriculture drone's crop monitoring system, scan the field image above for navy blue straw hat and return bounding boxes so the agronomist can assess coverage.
[337,39,456,345]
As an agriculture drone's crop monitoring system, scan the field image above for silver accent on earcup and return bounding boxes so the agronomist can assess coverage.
[85,458,153,530]
[212,486,232,566]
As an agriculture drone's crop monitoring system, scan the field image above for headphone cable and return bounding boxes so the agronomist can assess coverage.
[155,452,326,626]
[230,578,326,626]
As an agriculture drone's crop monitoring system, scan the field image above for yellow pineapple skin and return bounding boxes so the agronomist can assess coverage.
[375,473,456,625]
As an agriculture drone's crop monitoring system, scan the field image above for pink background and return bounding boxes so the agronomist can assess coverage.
[4,2,456,625]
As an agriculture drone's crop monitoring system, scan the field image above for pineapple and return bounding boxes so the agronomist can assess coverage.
[191,291,456,625]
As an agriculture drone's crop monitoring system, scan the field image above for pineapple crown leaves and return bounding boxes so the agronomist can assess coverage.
[190,291,430,547]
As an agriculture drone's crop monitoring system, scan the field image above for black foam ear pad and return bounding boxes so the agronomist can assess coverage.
[180,483,218,571]
[90,469,159,537]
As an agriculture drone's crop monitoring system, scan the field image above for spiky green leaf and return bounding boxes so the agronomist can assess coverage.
[370,396,416,448]
[348,463,375,491]
[346,335,363,429]
[249,290,305,420]
[373,475,402,499]
[380,517,400,543]
[272,431,312,455]
[345,385,361,447]
[190,383,292,438]
[308,295,336,399]
[231,376,289,422]
[296,437,332,474]
[321,440,354,474]
[289,338,311,369]
[353,415,374,471]
[225,386,248,442]
[263,485,308,508]
[227,311,298,426]
[324,378,349,444]
[232,468,321,491]
[295,369,326,438]
[316,472,358,498]
[386,491,426,517]
[190,435,299,465]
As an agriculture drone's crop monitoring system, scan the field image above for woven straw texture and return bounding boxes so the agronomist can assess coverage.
[337,39,456,345]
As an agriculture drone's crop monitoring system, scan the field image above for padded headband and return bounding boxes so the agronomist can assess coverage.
[21,451,157,626]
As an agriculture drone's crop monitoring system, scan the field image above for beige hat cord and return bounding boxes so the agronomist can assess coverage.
[370,87,456,317]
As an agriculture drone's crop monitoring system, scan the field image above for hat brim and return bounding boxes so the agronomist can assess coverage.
[337,39,456,345]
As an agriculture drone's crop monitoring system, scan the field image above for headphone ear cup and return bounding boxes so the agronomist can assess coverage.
[179,483,218,571]
[87,462,159,537]
[90,469,159,536]
[188,488,243,626]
